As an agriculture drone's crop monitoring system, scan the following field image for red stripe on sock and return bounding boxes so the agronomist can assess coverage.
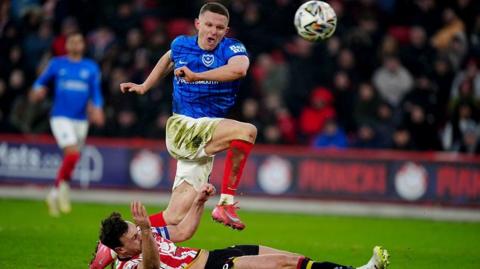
[221,140,253,195]
[55,151,81,187]
[297,257,306,269]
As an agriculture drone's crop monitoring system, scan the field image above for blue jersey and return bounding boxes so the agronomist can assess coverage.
[33,56,103,120]
[170,35,248,118]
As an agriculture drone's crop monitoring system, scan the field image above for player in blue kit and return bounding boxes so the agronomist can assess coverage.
[30,32,105,217]
[90,3,255,268]
[119,2,255,230]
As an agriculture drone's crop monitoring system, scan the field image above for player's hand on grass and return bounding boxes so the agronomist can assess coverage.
[131,201,151,231]
[196,183,216,204]
[174,66,198,82]
[120,82,148,95]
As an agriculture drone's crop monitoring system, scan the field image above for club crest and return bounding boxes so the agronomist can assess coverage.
[202,54,214,67]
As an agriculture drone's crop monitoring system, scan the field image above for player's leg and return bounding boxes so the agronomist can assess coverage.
[157,181,197,225]
[46,117,82,216]
[232,245,385,269]
[233,254,359,269]
[56,119,88,213]
[206,119,256,230]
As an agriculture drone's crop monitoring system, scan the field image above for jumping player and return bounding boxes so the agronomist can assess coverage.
[119,2,255,230]
[30,32,105,217]
[97,184,390,269]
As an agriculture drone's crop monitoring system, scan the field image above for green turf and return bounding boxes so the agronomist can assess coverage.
[0,198,479,268]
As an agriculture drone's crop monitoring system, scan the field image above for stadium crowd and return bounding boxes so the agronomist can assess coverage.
[0,0,479,153]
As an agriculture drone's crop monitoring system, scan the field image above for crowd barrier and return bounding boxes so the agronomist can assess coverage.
[0,134,479,207]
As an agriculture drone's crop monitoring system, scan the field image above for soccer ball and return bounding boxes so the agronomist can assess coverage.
[294,0,337,41]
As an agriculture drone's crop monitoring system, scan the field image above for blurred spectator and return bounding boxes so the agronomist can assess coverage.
[284,36,319,116]
[400,26,435,76]
[52,16,78,56]
[336,48,359,83]
[9,92,50,133]
[373,55,414,107]
[87,25,115,61]
[275,107,297,144]
[312,119,348,149]
[375,102,396,148]
[332,71,355,133]
[404,104,442,151]
[251,52,289,96]
[352,123,380,149]
[112,108,139,137]
[110,2,139,37]
[450,59,480,99]
[23,20,53,73]
[470,14,480,58]
[391,126,415,151]
[432,56,455,123]
[238,98,263,132]
[299,86,336,142]
[431,8,465,52]
[353,82,382,128]
[443,101,480,150]
[400,75,438,126]
[262,124,283,145]
[458,123,480,154]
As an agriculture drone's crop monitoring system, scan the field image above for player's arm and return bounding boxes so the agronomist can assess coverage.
[120,50,174,95]
[89,64,105,127]
[165,184,215,243]
[175,55,249,82]
[131,201,160,269]
[29,60,56,103]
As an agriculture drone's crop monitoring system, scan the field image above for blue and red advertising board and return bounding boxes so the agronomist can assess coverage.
[0,134,479,207]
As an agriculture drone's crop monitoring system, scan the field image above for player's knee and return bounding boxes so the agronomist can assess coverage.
[237,123,257,142]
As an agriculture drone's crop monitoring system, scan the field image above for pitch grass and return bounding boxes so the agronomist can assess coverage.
[0,199,479,269]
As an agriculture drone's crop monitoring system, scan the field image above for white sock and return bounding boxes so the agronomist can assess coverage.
[218,194,234,205]
[49,188,58,198]
[356,258,374,269]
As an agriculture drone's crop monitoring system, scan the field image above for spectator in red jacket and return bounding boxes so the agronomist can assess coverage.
[299,87,336,143]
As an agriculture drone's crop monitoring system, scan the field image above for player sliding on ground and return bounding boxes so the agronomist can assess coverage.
[96,184,390,269]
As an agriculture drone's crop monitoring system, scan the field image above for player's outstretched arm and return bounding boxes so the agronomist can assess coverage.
[174,55,249,82]
[166,184,215,243]
[120,50,174,95]
[29,86,48,103]
[131,201,160,269]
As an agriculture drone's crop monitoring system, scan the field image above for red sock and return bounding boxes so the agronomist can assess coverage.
[55,151,81,187]
[149,211,167,227]
[221,140,253,195]
[297,257,307,269]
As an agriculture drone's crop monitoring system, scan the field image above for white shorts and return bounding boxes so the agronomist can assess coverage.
[50,117,89,148]
[166,114,222,191]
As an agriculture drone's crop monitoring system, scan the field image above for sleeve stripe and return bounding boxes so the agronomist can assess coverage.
[155,227,170,240]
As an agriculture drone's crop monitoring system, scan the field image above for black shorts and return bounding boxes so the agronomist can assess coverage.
[204,245,259,269]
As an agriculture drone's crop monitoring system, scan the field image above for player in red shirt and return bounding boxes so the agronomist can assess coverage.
[96,184,390,269]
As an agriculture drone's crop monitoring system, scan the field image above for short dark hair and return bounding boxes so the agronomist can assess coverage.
[66,31,84,40]
[99,212,129,249]
[199,2,229,21]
